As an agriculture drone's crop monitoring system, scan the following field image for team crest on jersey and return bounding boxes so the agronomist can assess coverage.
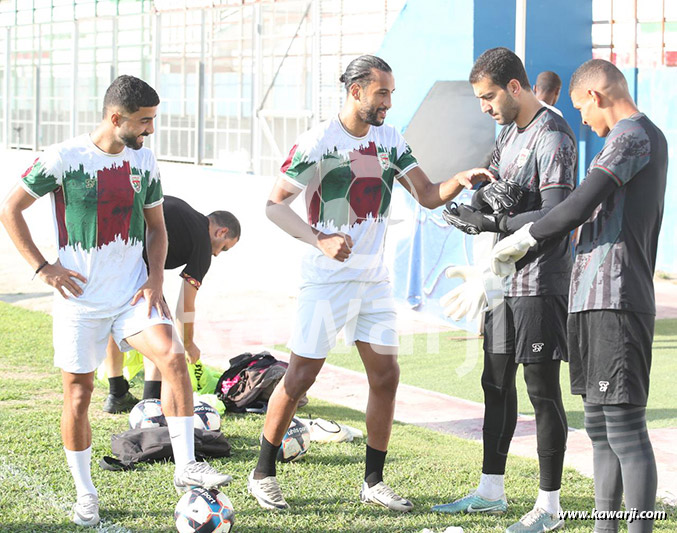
[378,152,390,170]
[129,173,142,193]
[516,148,532,168]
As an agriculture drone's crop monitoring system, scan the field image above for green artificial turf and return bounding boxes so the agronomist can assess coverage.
[0,302,674,532]
[290,319,677,430]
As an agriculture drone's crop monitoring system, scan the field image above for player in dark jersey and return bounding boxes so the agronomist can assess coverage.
[433,48,577,533]
[102,195,240,412]
[492,58,667,533]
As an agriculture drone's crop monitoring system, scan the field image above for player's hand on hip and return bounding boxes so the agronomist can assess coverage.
[184,342,201,364]
[456,168,495,189]
[317,232,353,262]
[131,278,171,319]
[39,261,87,299]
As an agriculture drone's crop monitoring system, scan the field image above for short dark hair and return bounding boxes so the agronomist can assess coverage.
[208,210,241,239]
[103,75,160,116]
[469,47,531,89]
[339,55,392,92]
[535,71,562,93]
[569,59,627,94]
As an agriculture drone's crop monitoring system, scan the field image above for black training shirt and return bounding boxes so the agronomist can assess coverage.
[531,113,668,314]
[488,107,577,297]
[163,195,212,289]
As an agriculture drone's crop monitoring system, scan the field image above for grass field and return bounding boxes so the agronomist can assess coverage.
[0,302,675,532]
[299,318,677,430]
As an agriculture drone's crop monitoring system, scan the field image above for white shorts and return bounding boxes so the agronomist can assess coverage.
[288,280,398,359]
[53,301,173,374]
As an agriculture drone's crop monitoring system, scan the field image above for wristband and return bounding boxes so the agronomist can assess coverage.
[33,260,49,280]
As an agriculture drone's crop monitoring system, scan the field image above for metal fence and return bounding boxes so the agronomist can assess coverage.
[0,0,404,176]
[592,0,677,68]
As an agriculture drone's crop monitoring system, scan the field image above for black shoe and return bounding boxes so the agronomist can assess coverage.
[103,391,139,414]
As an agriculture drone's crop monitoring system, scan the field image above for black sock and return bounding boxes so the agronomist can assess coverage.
[253,436,280,480]
[109,376,129,398]
[143,380,162,400]
[365,444,387,487]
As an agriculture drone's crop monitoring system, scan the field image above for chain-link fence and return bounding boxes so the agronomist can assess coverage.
[0,0,403,176]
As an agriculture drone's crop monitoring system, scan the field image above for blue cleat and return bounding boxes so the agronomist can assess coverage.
[432,491,508,515]
[505,507,564,532]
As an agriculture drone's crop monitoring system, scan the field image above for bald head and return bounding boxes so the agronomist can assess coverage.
[569,59,629,98]
[534,71,561,105]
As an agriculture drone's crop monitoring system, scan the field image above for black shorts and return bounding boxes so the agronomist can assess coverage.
[568,310,654,406]
[483,295,568,364]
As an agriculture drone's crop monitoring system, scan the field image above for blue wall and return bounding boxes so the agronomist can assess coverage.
[525,1,592,151]
[637,68,677,271]
[473,0,515,58]
[377,0,475,132]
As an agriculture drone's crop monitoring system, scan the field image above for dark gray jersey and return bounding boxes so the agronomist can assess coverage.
[489,108,577,297]
[569,113,667,314]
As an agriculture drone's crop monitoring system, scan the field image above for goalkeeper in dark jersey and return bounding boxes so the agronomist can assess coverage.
[491,59,667,533]
[433,47,577,533]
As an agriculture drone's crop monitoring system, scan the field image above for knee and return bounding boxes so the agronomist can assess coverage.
[524,362,561,399]
[64,382,94,414]
[282,367,317,400]
[482,352,516,397]
[481,371,513,398]
[368,363,400,396]
[160,351,189,379]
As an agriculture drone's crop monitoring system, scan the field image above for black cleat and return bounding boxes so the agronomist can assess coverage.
[103,391,139,414]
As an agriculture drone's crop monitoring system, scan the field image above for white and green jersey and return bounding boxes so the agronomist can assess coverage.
[21,134,163,316]
[281,116,418,284]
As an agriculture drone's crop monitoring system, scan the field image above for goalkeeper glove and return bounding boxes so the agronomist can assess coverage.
[490,223,538,277]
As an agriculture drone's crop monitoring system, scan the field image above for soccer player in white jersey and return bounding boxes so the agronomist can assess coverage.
[0,75,231,527]
[246,55,493,512]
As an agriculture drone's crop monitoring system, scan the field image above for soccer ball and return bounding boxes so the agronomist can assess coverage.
[194,402,221,431]
[278,417,310,462]
[128,399,166,429]
[175,487,234,533]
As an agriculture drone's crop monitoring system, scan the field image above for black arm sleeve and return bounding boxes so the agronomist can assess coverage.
[503,186,571,234]
[530,168,618,241]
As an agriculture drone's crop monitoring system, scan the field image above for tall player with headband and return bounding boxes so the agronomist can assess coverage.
[246,54,494,512]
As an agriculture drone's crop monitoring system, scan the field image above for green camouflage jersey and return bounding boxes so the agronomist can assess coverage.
[281,116,418,284]
[21,134,163,317]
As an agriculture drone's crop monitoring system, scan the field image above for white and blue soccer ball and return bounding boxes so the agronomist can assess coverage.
[128,399,166,429]
[193,402,221,431]
[175,487,234,533]
[277,417,310,463]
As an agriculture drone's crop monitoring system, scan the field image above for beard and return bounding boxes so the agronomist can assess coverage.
[120,132,147,150]
[494,96,520,125]
[359,103,387,126]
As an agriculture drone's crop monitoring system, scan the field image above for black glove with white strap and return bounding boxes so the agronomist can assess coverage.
[443,202,506,235]
[443,202,481,235]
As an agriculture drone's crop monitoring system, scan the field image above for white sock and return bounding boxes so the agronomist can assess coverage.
[64,447,97,499]
[535,488,560,515]
[476,473,505,500]
[166,416,195,471]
